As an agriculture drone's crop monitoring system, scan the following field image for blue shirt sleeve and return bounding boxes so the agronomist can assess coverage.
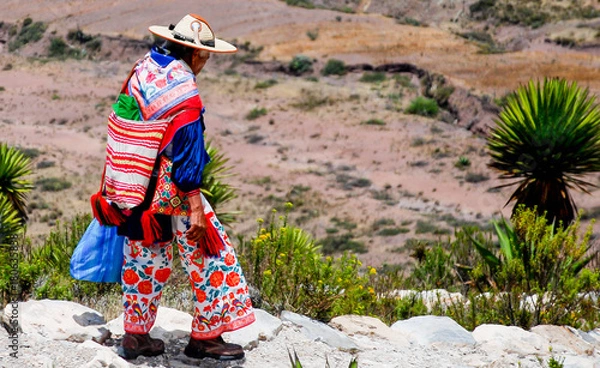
[171,113,211,193]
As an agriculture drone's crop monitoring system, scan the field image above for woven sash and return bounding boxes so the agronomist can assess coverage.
[103,111,170,209]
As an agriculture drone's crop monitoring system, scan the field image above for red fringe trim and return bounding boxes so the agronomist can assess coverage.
[198,218,225,257]
[90,191,125,226]
[141,210,161,246]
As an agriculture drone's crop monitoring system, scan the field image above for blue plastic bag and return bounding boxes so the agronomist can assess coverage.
[70,218,125,283]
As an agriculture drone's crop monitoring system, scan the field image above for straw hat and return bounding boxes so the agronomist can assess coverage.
[149,14,237,53]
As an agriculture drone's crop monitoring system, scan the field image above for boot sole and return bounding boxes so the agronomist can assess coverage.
[120,346,165,360]
[184,346,245,361]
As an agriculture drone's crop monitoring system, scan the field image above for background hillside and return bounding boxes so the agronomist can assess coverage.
[2,0,600,267]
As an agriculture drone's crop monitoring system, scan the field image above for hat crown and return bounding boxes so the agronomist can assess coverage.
[148,14,236,53]
[173,15,215,45]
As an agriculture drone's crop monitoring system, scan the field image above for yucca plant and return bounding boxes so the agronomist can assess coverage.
[0,143,33,221]
[468,206,596,293]
[487,78,600,226]
[201,140,238,224]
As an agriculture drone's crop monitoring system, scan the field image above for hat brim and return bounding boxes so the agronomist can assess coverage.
[149,25,237,54]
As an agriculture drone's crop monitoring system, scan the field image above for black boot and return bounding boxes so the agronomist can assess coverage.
[184,335,244,361]
[119,332,165,360]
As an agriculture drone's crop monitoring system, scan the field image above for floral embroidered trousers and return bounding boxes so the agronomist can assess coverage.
[121,198,255,339]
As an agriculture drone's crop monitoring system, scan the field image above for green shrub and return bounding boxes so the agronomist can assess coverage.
[0,214,120,305]
[321,59,346,76]
[246,107,267,120]
[255,79,278,89]
[36,177,72,192]
[377,227,410,236]
[48,37,67,57]
[372,218,395,230]
[359,72,386,83]
[397,17,422,27]
[288,55,313,75]
[321,233,367,254]
[455,156,471,169]
[406,96,439,117]
[237,205,368,320]
[410,245,457,290]
[8,18,47,51]
[361,118,386,126]
[285,0,314,9]
[306,29,319,41]
[48,37,84,59]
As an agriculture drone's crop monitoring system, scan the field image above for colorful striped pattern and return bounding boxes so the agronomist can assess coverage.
[104,111,170,209]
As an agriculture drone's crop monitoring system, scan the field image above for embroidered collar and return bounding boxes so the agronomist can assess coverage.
[149,46,194,74]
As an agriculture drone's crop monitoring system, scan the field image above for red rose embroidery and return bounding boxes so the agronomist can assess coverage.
[138,280,153,295]
[190,270,203,283]
[195,289,206,303]
[209,271,224,287]
[155,268,171,283]
[224,253,235,266]
[123,269,140,285]
[226,272,240,287]
[144,266,154,276]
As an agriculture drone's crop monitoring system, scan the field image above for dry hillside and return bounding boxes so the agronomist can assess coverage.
[1,0,600,267]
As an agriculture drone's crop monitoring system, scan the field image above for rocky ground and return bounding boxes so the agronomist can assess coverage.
[2,299,600,368]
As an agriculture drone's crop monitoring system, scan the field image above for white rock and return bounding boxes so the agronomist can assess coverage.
[146,306,193,341]
[473,324,550,356]
[78,340,130,368]
[391,316,475,347]
[281,310,358,350]
[223,309,282,350]
[531,325,595,356]
[106,306,192,340]
[418,289,465,312]
[559,355,600,368]
[105,313,125,336]
[329,315,411,348]
[3,299,105,342]
[587,328,600,346]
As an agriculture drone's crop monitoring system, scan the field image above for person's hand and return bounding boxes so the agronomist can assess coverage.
[186,194,206,243]
[187,210,207,242]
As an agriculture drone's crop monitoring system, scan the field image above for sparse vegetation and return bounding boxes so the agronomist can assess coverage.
[359,72,386,83]
[377,227,410,236]
[288,55,314,76]
[306,28,319,41]
[36,177,73,192]
[406,96,439,117]
[246,107,268,120]
[284,0,315,9]
[361,118,386,126]
[454,156,471,170]
[8,18,47,51]
[255,79,278,89]
[321,59,346,76]
[464,172,489,183]
[291,89,329,111]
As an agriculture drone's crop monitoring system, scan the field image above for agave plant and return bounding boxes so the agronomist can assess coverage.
[0,143,33,221]
[0,196,23,246]
[201,140,239,224]
[487,78,600,226]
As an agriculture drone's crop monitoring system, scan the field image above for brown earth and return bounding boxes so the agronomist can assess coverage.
[1,0,600,267]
